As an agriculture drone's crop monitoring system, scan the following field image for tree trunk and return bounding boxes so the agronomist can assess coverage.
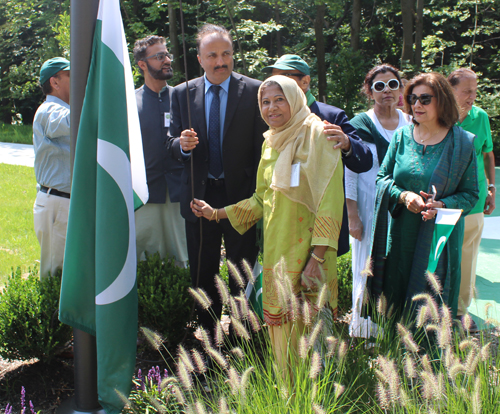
[314,3,327,101]
[350,0,361,51]
[400,0,414,65]
[414,0,424,69]
[168,1,181,75]
[275,2,282,56]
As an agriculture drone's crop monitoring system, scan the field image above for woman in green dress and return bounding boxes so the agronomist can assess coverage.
[369,72,479,320]
[191,75,344,374]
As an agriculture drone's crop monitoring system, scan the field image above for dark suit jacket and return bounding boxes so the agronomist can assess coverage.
[310,100,373,256]
[136,84,184,203]
[167,72,267,222]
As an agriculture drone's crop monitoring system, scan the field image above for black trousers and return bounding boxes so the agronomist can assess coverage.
[186,183,259,335]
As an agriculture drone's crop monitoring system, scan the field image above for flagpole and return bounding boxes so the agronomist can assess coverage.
[58,0,103,413]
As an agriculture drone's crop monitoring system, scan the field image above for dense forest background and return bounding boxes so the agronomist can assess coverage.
[1,0,499,154]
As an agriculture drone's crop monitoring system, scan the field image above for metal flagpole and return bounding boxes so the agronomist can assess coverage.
[57,0,104,413]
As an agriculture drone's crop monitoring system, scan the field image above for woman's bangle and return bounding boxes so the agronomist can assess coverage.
[310,251,326,264]
[441,201,446,209]
[210,209,217,221]
[215,209,220,223]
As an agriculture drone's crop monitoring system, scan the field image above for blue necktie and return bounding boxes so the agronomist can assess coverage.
[208,85,223,178]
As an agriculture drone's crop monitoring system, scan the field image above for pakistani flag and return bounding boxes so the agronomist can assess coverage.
[59,0,148,412]
[427,208,462,273]
[245,260,263,319]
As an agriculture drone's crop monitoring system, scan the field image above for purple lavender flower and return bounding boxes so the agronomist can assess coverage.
[163,369,168,379]
[5,404,12,414]
[155,366,161,383]
[136,369,145,391]
[21,386,26,414]
[147,367,155,382]
[29,401,35,414]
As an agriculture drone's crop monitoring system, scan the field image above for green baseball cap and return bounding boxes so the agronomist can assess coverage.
[263,54,310,76]
[39,57,70,85]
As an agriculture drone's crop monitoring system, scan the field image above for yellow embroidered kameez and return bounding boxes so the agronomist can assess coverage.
[226,142,344,326]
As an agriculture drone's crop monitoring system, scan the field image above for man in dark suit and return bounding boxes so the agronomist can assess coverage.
[168,24,267,333]
[264,54,373,257]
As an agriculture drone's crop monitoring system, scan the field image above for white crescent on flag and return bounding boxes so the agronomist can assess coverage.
[95,139,136,305]
[434,236,447,261]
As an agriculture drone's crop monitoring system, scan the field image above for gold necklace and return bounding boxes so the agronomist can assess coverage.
[416,125,441,144]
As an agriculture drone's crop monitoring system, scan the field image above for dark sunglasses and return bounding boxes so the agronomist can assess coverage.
[282,73,306,79]
[371,79,400,92]
[144,52,173,62]
[406,93,434,105]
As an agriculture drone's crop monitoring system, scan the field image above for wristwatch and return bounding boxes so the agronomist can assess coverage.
[488,184,496,191]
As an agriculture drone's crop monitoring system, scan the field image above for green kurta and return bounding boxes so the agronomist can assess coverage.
[377,125,478,315]
[226,142,344,326]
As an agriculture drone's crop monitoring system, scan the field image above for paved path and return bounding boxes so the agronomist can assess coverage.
[1,142,499,327]
[0,142,35,167]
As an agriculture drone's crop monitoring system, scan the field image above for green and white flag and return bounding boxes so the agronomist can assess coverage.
[59,0,148,412]
[427,208,462,274]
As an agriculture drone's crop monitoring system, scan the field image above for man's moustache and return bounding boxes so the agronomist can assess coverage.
[214,65,228,70]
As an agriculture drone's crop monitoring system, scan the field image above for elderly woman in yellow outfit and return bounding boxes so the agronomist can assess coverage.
[191,75,344,374]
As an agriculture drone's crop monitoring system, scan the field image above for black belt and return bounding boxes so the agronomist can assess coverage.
[207,178,225,187]
[40,186,70,199]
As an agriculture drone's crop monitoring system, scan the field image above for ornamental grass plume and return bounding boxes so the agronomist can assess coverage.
[416,305,431,328]
[240,366,255,396]
[324,336,337,358]
[403,354,417,379]
[337,340,348,361]
[215,275,230,305]
[215,320,224,347]
[141,327,164,351]
[376,293,387,316]
[412,293,440,322]
[188,287,212,310]
[171,384,187,406]
[241,258,254,284]
[472,376,482,414]
[397,323,420,353]
[425,270,443,296]
[230,347,245,360]
[230,316,250,340]
[309,350,322,379]
[308,319,324,349]
[229,297,241,320]
[177,345,195,373]
[299,335,309,360]
[334,383,345,399]
[236,292,250,321]
[312,403,326,414]
[227,259,245,289]
[361,256,373,278]
[177,360,193,391]
[248,310,261,332]
[227,366,241,395]
[206,346,229,369]
[290,292,300,321]
[303,300,313,326]
[218,397,230,414]
[315,283,329,310]
[197,327,212,350]
[191,349,207,374]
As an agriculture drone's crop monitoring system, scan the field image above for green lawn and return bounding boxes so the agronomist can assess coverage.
[0,164,39,286]
[0,123,33,144]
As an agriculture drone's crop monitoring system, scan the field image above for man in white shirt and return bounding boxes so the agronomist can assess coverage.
[32,57,71,278]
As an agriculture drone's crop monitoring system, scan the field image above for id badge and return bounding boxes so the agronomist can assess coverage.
[290,162,300,187]
[164,112,171,127]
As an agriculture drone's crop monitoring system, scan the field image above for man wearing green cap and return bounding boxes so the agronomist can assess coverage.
[264,54,373,257]
[33,57,71,278]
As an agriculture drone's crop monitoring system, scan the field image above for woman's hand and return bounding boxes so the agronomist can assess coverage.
[191,198,214,220]
[420,190,444,221]
[301,246,328,291]
[348,214,364,241]
[404,191,426,214]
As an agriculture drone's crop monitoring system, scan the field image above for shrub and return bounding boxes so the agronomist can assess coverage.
[137,253,193,348]
[0,267,72,363]
[337,249,353,314]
